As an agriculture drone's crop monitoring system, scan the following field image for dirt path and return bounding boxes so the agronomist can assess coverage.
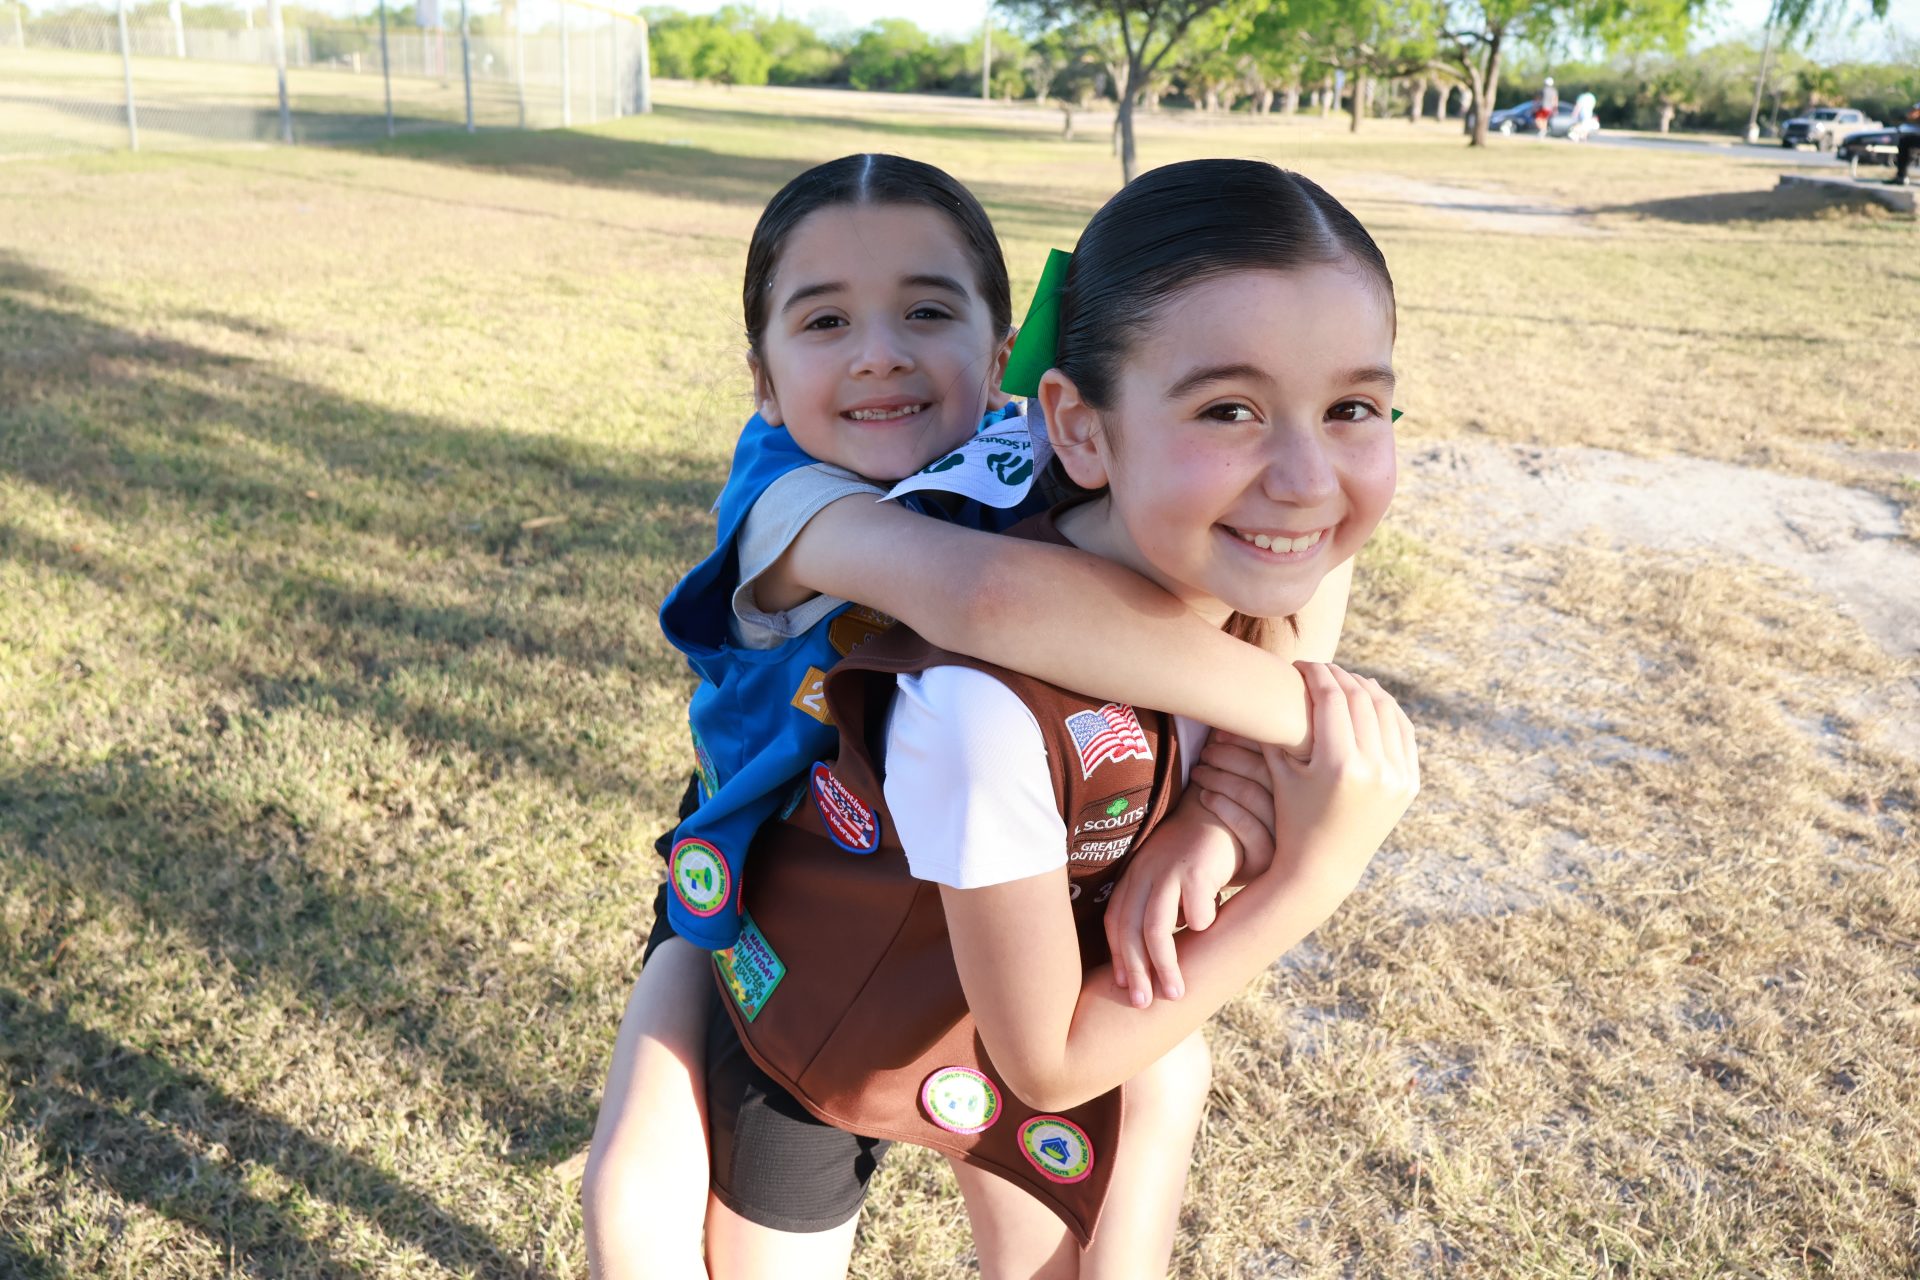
[1340,174,1599,235]
[1398,438,1920,760]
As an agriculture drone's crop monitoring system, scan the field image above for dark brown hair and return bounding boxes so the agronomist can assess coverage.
[1051,160,1395,644]
[741,154,1012,359]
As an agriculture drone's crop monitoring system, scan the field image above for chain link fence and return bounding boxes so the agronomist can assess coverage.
[0,0,649,157]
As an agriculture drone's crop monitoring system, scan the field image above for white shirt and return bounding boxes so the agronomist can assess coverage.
[883,666,1207,889]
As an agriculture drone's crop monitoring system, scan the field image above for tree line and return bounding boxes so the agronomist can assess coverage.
[646,0,1902,180]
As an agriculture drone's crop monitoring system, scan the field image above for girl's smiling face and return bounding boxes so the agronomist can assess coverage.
[754,203,1010,484]
[1045,263,1398,624]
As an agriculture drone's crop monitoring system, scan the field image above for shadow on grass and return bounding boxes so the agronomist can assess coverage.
[0,1235,61,1280]
[1,751,592,1162]
[362,120,821,206]
[1,248,718,1165]
[20,92,493,148]
[1597,184,1906,224]
[647,100,1072,147]
[0,988,535,1278]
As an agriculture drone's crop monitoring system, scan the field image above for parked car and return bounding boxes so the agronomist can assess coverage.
[1779,106,1879,151]
[1467,101,1575,136]
[1837,116,1918,180]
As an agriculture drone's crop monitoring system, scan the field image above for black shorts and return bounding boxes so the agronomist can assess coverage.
[642,777,893,1232]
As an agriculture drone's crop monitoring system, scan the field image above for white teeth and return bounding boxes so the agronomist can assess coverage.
[1234,528,1325,553]
[847,404,926,421]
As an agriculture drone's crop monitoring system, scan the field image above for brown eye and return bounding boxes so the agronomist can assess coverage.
[1329,400,1378,423]
[1203,402,1256,424]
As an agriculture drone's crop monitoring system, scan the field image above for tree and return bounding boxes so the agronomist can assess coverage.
[1024,24,1109,135]
[999,0,1230,182]
[846,18,933,91]
[1741,0,1892,139]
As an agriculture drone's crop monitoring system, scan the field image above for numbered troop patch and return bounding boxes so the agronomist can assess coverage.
[811,762,881,854]
[1018,1116,1094,1184]
[668,838,730,918]
[790,665,832,725]
[919,1066,1001,1135]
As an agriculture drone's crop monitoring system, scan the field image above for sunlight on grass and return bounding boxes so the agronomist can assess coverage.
[2,83,1915,1277]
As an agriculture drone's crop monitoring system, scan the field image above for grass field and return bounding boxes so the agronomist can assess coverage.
[2,83,1917,1278]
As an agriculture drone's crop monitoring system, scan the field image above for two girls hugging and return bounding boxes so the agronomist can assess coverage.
[582,153,1419,1279]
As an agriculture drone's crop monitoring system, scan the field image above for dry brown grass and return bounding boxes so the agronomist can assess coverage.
[2,82,1915,1278]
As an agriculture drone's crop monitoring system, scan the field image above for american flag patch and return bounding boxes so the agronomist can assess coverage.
[1062,704,1153,781]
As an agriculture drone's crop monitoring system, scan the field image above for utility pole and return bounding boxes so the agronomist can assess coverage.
[116,0,139,149]
[1744,0,1779,144]
[269,0,292,142]
[981,9,991,100]
[378,0,394,137]
[459,0,473,132]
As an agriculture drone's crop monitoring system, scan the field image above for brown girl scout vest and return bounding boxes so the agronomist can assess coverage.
[710,512,1183,1247]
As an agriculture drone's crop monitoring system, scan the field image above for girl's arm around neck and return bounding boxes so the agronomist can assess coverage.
[767,494,1352,751]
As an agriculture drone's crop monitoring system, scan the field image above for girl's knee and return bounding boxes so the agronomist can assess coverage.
[1134,1030,1211,1109]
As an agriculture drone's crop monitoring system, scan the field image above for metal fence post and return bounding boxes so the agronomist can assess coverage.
[116,0,138,150]
[459,0,473,132]
[559,2,571,128]
[513,10,526,128]
[585,18,596,123]
[635,15,649,114]
[169,0,184,56]
[378,0,394,137]
[268,0,292,142]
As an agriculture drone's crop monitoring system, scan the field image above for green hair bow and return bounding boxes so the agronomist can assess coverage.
[1000,248,1072,398]
[1000,247,1404,425]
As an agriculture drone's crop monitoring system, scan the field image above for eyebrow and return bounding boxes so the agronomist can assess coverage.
[1166,362,1399,400]
[779,273,971,316]
[1339,364,1398,389]
[1164,363,1272,399]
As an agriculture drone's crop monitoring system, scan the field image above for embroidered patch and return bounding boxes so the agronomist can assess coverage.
[1070,835,1135,864]
[1062,704,1153,781]
[690,726,719,802]
[1072,787,1149,840]
[714,912,785,1021]
[919,1066,1000,1135]
[829,606,894,658]
[790,666,832,725]
[668,838,730,918]
[811,762,881,854]
[1018,1116,1094,1184]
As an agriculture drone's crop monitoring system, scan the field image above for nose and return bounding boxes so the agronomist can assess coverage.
[850,321,915,379]
[1259,422,1340,508]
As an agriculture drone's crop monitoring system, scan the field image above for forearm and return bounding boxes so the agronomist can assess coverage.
[785,500,1319,749]
[1025,865,1357,1109]
[954,547,1315,749]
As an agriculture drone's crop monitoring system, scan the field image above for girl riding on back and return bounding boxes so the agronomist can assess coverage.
[582,154,1389,1278]
[694,158,1418,1276]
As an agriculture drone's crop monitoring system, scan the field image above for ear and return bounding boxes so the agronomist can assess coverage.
[983,327,1018,410]
[1037,368,1108,491]
[748,354,784,428]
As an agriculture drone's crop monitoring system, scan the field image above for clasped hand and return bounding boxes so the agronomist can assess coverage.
[1102,662,1420,1008]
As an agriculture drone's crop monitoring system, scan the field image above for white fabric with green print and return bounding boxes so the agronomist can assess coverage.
[882,413,1048,511]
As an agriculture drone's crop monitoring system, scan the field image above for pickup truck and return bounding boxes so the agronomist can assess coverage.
[1779,107,1880,151]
